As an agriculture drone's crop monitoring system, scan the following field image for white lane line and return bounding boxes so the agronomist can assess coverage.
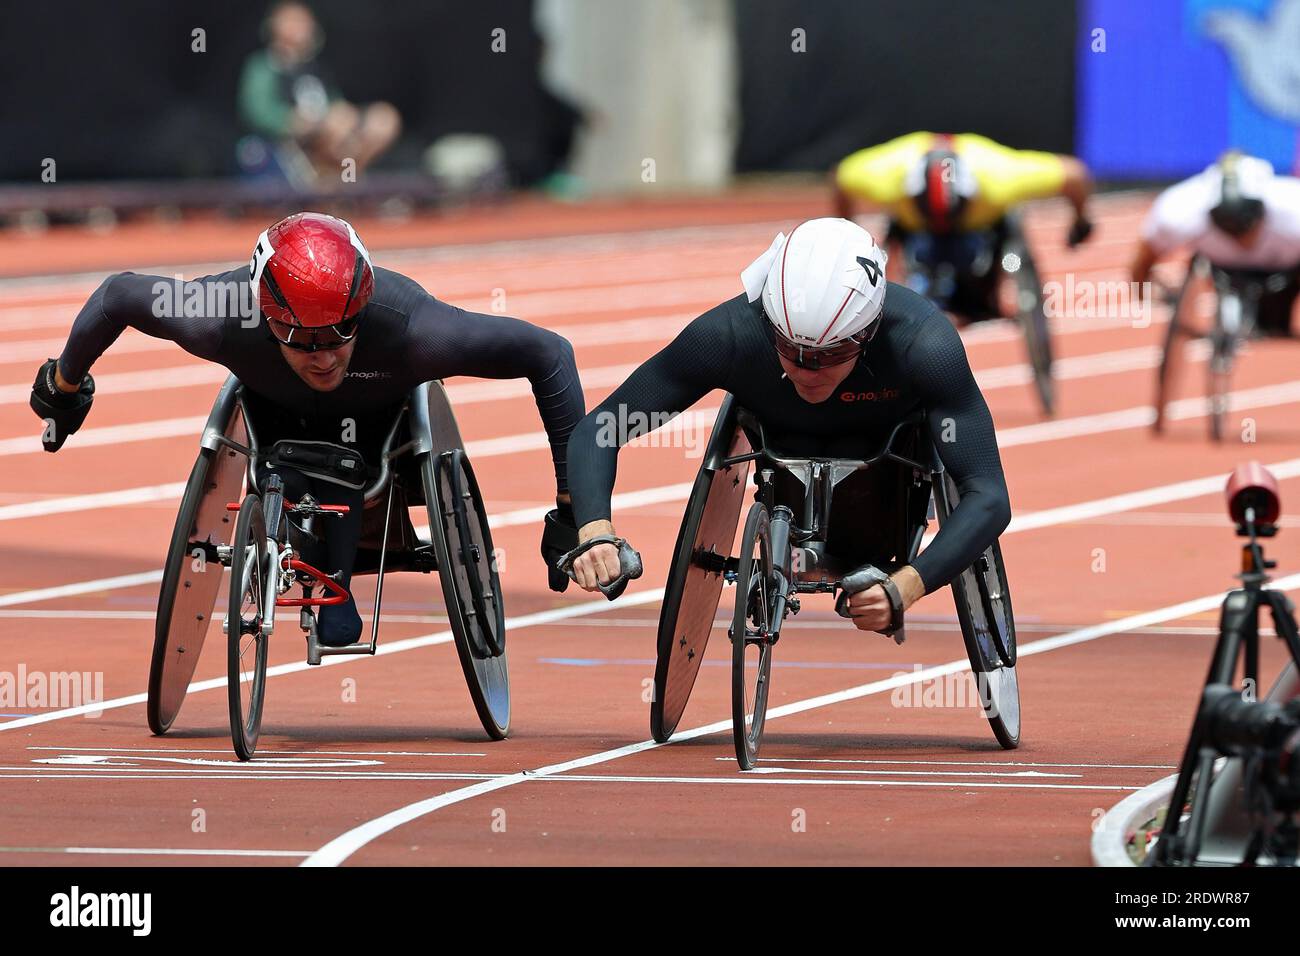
[5,354,1295,522]
[728,757,1177,769]
[0,609,157,619]
[26,746,485,757]
[0,769,1144,793]
[1005,457,1300,534]
[2,765,500,781]
[300,575,1300,867]
[3,450,1291,618]
[743,766,1083,778]
[0,196,1150,296]
[0,586,668,730]
[0,358,643,408]
[0,570,163,609]
[0,769,1149,793]
[540,774,1143,792]
[0,845,311,858]
[0,332,175,366]
[0,483,186,521]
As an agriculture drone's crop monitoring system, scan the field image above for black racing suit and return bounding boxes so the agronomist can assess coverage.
[566,284,1011,593]
[58,266,585,642]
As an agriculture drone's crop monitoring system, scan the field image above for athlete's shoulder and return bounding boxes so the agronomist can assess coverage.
[876,282,960,355]
[369,266,436,313]
[1264,176,1300,235]
[879,281,946,328]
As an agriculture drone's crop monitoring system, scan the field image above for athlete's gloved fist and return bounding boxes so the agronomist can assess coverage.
[558,525,643,601]
[1066,216,1094,249]
[540,502,580,593]
[29,358,95,453]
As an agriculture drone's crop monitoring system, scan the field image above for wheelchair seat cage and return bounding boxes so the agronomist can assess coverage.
[149,375,511,757]
[652,396,1020,762]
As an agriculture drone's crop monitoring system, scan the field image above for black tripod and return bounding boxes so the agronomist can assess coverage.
[1148,509,1300,866]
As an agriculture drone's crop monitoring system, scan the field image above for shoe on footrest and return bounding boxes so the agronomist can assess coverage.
[317,594,363,647]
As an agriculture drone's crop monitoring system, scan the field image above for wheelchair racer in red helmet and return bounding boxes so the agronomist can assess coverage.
[30,211,587,647]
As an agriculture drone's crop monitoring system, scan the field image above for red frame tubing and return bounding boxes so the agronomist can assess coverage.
[225,502,351,514]
[222,502,351,606]
[277,559,349,607]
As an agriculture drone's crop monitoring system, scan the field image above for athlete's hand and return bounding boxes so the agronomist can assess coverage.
[571,520,624,592]
[1066,216,1094,248]
[844,585,895,634]
[29,358,95,453]
[844,567,925,635]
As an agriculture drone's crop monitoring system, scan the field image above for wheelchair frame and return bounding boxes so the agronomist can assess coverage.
[890,210,1055,416]
[148,374,509,756]
[1154,255,1300,442]
[652,397,1020,766]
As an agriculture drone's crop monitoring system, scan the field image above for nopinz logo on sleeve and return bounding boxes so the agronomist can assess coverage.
[49,886,151,936]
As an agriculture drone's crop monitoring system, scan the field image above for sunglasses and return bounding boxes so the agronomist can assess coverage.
[267,315,360,352]
[764,311,870,370]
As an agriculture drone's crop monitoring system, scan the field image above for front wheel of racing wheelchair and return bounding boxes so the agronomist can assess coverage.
[148,376,510,758]
[653,397,1020,768]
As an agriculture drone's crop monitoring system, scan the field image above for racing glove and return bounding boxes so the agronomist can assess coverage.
[30,358,95,453]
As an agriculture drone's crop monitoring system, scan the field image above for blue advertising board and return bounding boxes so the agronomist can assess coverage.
[1078,0,1300,178]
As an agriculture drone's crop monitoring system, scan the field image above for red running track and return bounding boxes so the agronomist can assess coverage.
[1,188,1298,866]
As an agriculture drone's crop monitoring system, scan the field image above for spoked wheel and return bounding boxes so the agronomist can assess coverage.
[731,502,776,770]
[423,448,510,740]
[227,495,270,761]
[1011,246,1054,416]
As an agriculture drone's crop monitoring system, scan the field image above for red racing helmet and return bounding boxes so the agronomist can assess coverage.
[906,135,977,234]
[250,212,374,350]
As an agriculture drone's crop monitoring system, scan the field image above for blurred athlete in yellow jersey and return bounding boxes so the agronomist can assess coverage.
[834,131,1094,251]
[834,132,1094,415]
[835,133,1093,309]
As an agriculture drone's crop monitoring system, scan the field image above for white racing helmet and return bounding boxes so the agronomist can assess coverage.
[741,218,889,369]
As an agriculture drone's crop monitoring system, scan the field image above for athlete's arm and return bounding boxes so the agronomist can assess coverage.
[57,272,231,384]
[1130,239,1160,286]
[1058,155,1093,220]
[406,298,585,499]
[569,305,733,528]
[907,313,1012,592]
[564,303,734,589]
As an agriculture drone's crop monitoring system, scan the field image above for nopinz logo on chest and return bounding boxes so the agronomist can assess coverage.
[839,386,900,402]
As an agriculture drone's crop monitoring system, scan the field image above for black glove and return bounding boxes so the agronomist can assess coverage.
[1066,216,1094,249]
[29,358,94,453]
[540,502,579,593]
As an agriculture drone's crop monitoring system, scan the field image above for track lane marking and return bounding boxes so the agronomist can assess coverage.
[0,846,310,858]
[0,587,669,730]
[300,573,1300,866]
[3,454,1295,616]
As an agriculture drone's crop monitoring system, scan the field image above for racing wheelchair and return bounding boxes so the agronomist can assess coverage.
[1153,255,1300,442]
[146,375,508,759]
[652,397,1019,769]
[890,211,1054,417]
